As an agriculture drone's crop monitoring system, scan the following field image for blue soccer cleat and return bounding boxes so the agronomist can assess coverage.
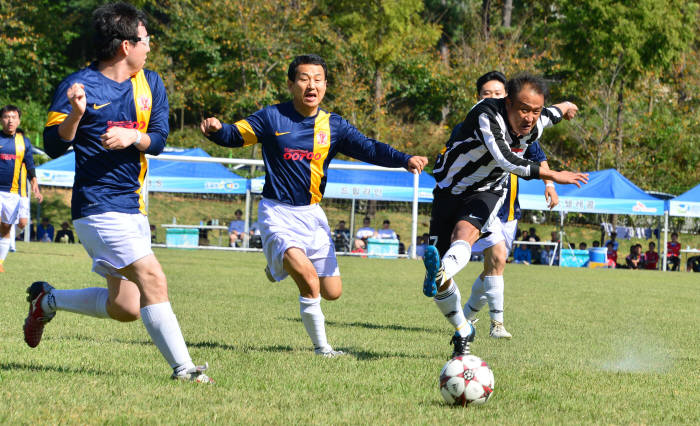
[422,245,444,297]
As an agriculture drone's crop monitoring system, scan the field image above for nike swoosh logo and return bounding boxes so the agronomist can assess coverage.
[275,131,290,136]
[93,102,111,110]
[468,214,482,220]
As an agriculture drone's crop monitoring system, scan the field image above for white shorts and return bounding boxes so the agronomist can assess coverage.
[0,192,21,225]
[17,197,30,221]
[73,212,153,279]
[258,198,340,282]
[472,219,518,255]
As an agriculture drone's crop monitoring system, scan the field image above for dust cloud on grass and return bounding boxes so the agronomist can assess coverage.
[596,331,673,373]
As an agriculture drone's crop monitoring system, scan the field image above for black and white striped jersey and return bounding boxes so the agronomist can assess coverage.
[433,97,562,197]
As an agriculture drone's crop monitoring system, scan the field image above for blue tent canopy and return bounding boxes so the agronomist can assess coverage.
[669,183,700,217]
[517,169,664,215]
[37,148,248,194]
[250,159,436,202]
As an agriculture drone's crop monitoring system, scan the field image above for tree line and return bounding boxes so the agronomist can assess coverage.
[1,0,698,194]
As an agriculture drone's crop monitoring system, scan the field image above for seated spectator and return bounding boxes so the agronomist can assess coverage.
[606,241,618,268]
[604,231,619,252]
[687,255,700,273]
[37,217,55,243]
[376,219,397,239]
[333,220,351,252]
[625,244,642,269]
[527,236,542,264]
[540,246,554,265]
[150,224,157,243]
[521,230,530,242]
[592,240,600,248]
[528,227,541,242]
[413,233,429,258]
[667,232,681,271]
[513,243,531,265]
[54,222,75,244]
[354,217,375,251]
[199,219,211,246]
[248,220,263,248]
[579,242,588,250]
[643,241,659,270]
[396,234,405,255]
[228,209,245,247]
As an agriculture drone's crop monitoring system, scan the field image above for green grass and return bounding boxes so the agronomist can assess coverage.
[1,243,698,424]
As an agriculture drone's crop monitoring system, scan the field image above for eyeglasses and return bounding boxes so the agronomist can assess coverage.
[130,35,150,47]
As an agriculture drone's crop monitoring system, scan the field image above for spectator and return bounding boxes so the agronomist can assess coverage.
[354,217,375,251]
[150,224,157,243]
[198,219,211,246]
[606,241,618,268]
[333,220,351,252]
[604,231,619,252]
[528,227,541,242]
[687,255,700,272]
[592,240,600,248]
[540,245,555,265]
[37,217,54,242]
[643,241,659,270]
[625,244,642,269]
[54,221,75,244]
[396,234,405,255]
[376,219,397,239]
[513,243,531,264]
[521,230,530,242]
[527,236,541,264]
[579,242,588,250]
[667,232,681,271]
[228,209,245,247]
[413,233,429,258]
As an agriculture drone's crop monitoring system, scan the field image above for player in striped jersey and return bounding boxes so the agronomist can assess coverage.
[463,72,559,340]
[423,73,588,357]
[24,2,212,383]
[0,105,43,271]
[201,54,428,357]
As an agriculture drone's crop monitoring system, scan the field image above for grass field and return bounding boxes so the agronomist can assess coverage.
[1,243,699,424]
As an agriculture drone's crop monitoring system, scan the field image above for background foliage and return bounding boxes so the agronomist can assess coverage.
[1,0,698,193]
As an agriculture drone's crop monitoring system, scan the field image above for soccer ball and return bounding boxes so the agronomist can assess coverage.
[439,355,494,406]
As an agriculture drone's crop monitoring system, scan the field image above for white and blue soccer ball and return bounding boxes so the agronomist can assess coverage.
[439,355,494,406]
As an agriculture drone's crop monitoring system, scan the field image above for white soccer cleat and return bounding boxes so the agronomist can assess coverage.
[314,347,346,358]
[172,362,215,383]
[489,320,512,339]
[264,265,276,283]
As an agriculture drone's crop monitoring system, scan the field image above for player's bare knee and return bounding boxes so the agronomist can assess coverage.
[107,302,141,322]
[321,288,342,301]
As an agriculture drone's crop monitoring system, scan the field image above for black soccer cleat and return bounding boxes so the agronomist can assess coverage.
[449,322,475,358]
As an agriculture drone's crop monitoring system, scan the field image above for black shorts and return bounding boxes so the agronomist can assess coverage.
[429,190,504,257]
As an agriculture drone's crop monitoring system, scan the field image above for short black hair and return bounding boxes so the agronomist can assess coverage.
[234,209,242,215]
[287,54,327,81]
[506,73,549,101]
[383,220,390,225]
[476,71,506,95]
[363,217,371,222]
[92,2,147,61]
[1,105,21,118]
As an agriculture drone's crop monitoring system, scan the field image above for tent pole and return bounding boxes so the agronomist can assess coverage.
[411,172,419,259]
[662,210,668,271]
[349,198,356,252]
[244,187,251,249]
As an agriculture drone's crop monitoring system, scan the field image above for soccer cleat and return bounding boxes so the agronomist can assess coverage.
[314,347,346,358]
[264,265,275,282]
[23,281,56,348]
[422,245,444,297]
[172,363,215,384]
[450,323,476,358]
[489,320,512,339]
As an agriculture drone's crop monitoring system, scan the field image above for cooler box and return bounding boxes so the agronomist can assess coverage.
[166,228,199,248]
[366,238,399,259]
[588,247,608,269]
[559,249,589,267]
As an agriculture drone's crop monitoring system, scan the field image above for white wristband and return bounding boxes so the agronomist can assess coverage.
[546,183,555,188]
[133,129,142,147]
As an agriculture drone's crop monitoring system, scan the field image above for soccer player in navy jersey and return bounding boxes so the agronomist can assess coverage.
[463,72,559,340]
[201,54,428,357]
[0,105,43,272]
[25,2,212,383]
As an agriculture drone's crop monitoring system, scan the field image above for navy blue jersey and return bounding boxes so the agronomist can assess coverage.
[207,101,411,206]
[0,131,36,195]
[496,140,547,222]
[43,63,169,219]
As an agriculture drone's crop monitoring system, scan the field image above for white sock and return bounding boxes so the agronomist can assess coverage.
[0,237,10,263]
[10,225,16,250]
[464,275,488,320]
[140,302,194,373]
[42,287,110,318]
[434,280,471,338]
[299,296,330,352]
[484,275,505,323]
[441,240,471,282]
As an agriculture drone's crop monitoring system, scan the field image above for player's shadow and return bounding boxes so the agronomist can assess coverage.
[284,317,438,333]
[1,361,105,376]
[56,335,237,352]
[342,348,432,361]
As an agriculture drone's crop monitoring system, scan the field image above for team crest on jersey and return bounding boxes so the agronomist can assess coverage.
[316,131,328,146]
[138,95,152,111]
